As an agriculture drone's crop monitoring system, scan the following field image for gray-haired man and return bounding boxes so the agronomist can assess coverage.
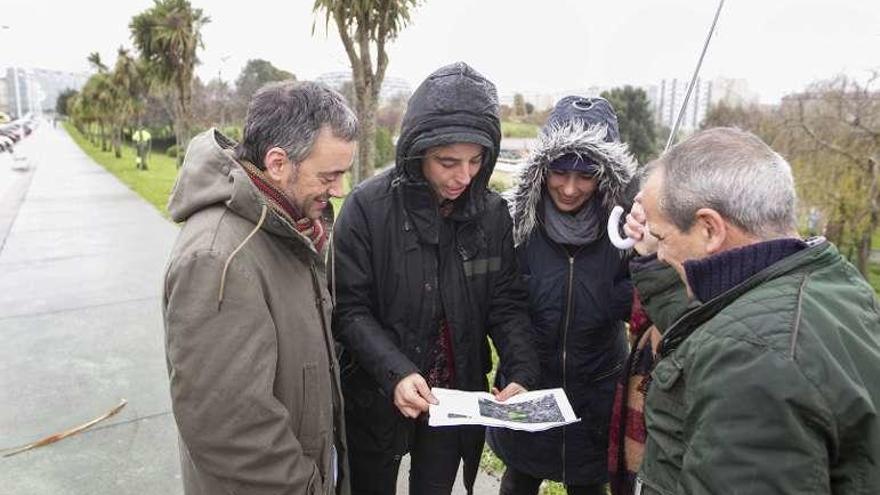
[163,81,357,494]
[621,127,880,494]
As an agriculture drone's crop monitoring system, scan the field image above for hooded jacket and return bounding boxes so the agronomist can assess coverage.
[163,129,347,495]
[331,62,538,482]
[487,97,638,486]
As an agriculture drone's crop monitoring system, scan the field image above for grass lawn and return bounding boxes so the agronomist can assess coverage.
[64,122,179,218]
[65,122,354,219]
[502,121,539,138]
[867,263,880,294]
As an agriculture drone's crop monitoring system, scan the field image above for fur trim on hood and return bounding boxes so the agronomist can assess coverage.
[508,120,638,246]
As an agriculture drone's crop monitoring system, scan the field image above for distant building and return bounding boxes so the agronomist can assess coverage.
[645,77,713,134]
[30,68,89,113]
[315,71,412,103]
[1,67,88,117]
[646,77,759,134]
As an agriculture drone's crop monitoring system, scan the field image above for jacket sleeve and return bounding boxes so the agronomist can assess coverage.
[630,254,691,332]
[486,210,539,390]
[164,251,322,495]
[608,251,634,322]
[332,192,420,396]
[678,336,833,494]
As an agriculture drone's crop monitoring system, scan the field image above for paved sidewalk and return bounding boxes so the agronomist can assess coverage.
[0,124,182,493]
[0,124,501,494]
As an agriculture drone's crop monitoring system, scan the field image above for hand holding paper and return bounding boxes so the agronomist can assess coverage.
[492,382,527,402]
[394,373,438,418]
[428,388,579,432]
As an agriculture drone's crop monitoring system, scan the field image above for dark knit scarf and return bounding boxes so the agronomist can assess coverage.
[240,160,327,252]
[684,238,807,303]
[542,192,604,246]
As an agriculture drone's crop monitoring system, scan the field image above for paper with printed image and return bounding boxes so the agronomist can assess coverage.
[428,387,579,432]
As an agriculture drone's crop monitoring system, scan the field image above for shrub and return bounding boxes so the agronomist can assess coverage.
[222,126,243,141]
[489,173,513,193]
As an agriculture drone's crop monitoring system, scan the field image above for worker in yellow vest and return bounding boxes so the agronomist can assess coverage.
[132,128,152,170]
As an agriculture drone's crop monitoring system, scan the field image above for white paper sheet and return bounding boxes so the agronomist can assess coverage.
[428,388,579,432]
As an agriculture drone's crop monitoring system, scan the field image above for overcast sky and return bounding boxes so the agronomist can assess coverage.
[2,0,878,103]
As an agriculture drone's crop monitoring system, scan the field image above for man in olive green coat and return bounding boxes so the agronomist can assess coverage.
[622,127,880,494]
[163,81,356,494]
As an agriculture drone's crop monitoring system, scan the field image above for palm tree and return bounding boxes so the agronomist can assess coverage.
[83,54,115,152]
[313,0,419,184]
[87,52,108,72]
[111,48,152,161]
[130,0,209,167]
[68,93,91,136]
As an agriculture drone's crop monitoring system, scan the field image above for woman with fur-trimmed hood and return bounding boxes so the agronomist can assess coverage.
[487,96,637,494]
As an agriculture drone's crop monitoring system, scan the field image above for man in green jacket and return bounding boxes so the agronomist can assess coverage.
[622,127,880,494]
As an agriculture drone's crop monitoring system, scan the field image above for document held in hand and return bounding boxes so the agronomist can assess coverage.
[428,387,579,432]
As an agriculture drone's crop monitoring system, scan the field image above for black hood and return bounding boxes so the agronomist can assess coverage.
[395,62,501,220]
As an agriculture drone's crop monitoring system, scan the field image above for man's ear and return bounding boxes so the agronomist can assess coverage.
[263,147,289,182]
[695,208,727,255]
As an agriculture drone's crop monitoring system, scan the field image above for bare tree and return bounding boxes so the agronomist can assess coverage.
[779,72,880,274]
[313,0,420,185]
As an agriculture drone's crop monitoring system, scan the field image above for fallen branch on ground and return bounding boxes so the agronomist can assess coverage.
[1,399,127,458]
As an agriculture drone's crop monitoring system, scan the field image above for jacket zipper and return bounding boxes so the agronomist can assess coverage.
[561,255,575,484]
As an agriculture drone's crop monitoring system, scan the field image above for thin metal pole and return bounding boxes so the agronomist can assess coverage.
[664,0,725,151]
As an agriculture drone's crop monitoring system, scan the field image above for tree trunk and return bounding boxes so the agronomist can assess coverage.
[357,96,378,184]
[857,233,871,276]
[175,122,184,168]
[859,157,880,276]
[113,126,122,158]
[172,97,186,169]
[174,77,193,169]
[350,70,380,186]
[825,218,844,247]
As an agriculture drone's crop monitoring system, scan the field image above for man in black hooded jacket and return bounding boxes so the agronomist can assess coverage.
[332,62,539,494]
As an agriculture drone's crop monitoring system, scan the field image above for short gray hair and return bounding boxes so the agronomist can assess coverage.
[236,80,358,169]
[654,127,797,239]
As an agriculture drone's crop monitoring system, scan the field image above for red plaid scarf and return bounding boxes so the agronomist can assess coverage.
[240,160,327,252]
[608,289,661,495]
